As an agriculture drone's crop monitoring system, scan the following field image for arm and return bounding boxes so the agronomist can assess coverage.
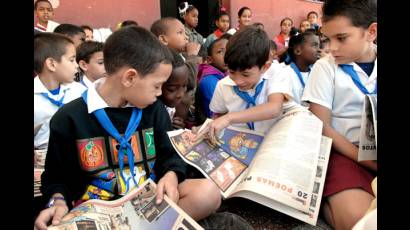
[309,103,377,172]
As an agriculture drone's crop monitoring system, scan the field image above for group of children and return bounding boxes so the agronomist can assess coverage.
[34,0,377,229]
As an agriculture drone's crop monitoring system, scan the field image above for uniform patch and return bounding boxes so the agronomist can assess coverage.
[142,128,156,159]
[115,165,147,195]
[77,137,108,172]
[109,132,143,165]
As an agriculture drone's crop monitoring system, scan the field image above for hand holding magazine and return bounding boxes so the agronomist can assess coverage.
[47,179,203,230]
[168,107,332,226]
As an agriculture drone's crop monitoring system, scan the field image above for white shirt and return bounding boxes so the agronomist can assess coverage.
[209,64,299,134]
[34,20,60,32]
[81,74,94,89]
[277,64,310,105]
[34,76,87,149]
[165,106,176,120]
[301,55,377,144]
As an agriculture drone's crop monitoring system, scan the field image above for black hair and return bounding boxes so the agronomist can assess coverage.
[103,26,173,76]
[290,27,300,37]
[198,45,208,60]
[169,48,185,70]
[216,11,229,21]
[54,24,85,37]
[207,33,232,56]
[224,26,269,71]
[76,41,104,66]
[280,17,293,26]
[179,2,197,18]
[285,31,317,64]
[150,17,179,37]
[34,0,52,10]
[238,6,251,17]
[252,22,264,29]
[34,32,74,73]
[304,28,318,34]
[322,0,376,28]
[307,11,319,18]
[81,25,93,32]
[269,40,277,51]
[121,20,138,28]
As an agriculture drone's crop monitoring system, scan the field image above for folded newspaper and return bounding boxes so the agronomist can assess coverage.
[168,107,332,226]
[47,179,203,230]
[34,149,47,197]
[358,94,377,161]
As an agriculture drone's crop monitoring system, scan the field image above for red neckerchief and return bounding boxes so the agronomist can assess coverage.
[214,29,224,38]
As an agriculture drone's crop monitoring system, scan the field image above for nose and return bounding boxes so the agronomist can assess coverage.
[329,40,338,53]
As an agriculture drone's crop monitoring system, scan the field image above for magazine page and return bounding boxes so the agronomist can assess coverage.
[232,136,332,226]
[48,179,203,230]
[358,94,377,161]
[168,126,264,198]
[34,149,47,197]
[229,108,323,213]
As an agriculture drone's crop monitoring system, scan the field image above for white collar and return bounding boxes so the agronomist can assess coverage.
[222,73,269,87]
[34,76,70,95]
[81,75,94,88]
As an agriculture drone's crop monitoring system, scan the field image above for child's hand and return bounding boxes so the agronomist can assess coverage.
[197,115,231,145]
[156,171,179,205]
[186,42,201,56]
[172,116,185,129]
[34,201,69,230]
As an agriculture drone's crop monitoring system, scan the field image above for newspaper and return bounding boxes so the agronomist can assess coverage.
[168,107,331,225]
[34,149,47,197]
[48,179,203,230]
[358,94,377,161]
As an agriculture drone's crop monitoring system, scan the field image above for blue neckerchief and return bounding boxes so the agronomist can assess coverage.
[41,88,67,108]
[233,79,265,130]
[80,78,87,88]
[82,90,142,193]
[290,62,310,88]
[49,87,60,95]
[339,64,377,94]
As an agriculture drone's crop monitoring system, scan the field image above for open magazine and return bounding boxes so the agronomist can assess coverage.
[168,107,332,226]
[48,179,203,230]
[358,94,377,161]
[34,149,47,197]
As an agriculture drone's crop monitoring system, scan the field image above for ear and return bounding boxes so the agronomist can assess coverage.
[78,60,88,72]
[121,68,139,88]
[294,46,302,56]
[158,35,169,46]
[45,57,57,72]
[366,22,377,42]
[206,56,213,64]
[261,61,272,74]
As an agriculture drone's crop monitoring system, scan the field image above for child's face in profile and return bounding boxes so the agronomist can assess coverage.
[280,19,292,35]
[269,48,279,62]
[165,20,188,52]
[238,9,252,27]
[321,16,376,64]
[209,39,228,72]
[229,65,268,91]
[70,32,86,48]
[54,44,79,84]
[299,35,320,65]
[216,15,230,32]
[161,65,189,108]
[80,51,106,82]
[184,9,199,29]
[35,1,53,24]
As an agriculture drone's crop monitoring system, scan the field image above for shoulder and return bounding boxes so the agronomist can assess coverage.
[51,98,86,125]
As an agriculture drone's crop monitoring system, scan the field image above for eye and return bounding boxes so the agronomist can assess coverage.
[337,36,347,42]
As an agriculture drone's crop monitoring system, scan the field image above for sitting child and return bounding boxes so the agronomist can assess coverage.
[203,11,230,49]
[75,41,106,88]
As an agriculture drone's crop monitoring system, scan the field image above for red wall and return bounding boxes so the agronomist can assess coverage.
[37,0,161,31]
[227,0,323,38]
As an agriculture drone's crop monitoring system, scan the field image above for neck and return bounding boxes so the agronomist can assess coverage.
[96,76,127,107]
[356,44,377,63]
[38,73,61,90]
[294,59,309,72]
[84,74,96,83]
[281,33,289,38]
[37,20,48,28]
[186,24,193,31]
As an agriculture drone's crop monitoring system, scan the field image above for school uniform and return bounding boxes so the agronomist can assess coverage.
[34,76,87,149]
[209,63,299,134]
[41,82,187,206]
[185,25,204,45]
[34,20,60,33]
[301,55,377,196]
[79,74,94,89]
[277,63,310,105]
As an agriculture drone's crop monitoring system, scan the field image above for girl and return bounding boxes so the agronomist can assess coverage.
[278,31,320,104]
[226,6,252,35]
[179,2,204,45]
[273,17,293,57]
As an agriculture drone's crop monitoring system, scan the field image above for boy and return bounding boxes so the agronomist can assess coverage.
[301,0,377,229]
[203,11,230,49]
[34,33,87,150]
[76,41,106,88]
[54,24,86,48]
[80,25,94,41]
[34,26,221,230]
[199,26,298,142]
[307,11,320,31]
[34,0,59,32]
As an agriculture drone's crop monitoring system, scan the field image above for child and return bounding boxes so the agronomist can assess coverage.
[34,33,87,150]
[76,41,106,88]
[299,19,311,33]
[34,26,221,230]
[34,0,59,32]
[307,11,320,31]
[179,2,204,45]
[54,24,86,48]
[277,31,320,105]
[80,25,94,41]
[226,6,252,35]
[195,34,231,124]
[301,0,377,229]
[198,26,298,142]
[273,17,293,57]
[319,36,331,58]
[203,11,230,49]
[160,48,190,129]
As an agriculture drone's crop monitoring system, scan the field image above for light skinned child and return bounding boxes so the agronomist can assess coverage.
[195,33,231,124]
[179,2,204,45]
[54,24,86,48]
[299,19,311,33]
[197,26,298,143]
[226,6,252,35]
[277,31,320,105]
[160,48,190,129]
[34,33,87,150]
[301,0,377,229]
[307,11,320,31]
[76,41,106,88]
[203,11,230,49]
[273,17,293,57]
[34,26,221,230]
[34,0,59,32]
[80,25,94,41]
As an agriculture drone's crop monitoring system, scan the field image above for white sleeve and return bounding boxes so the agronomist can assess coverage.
[266,67,294,100]
[209,81,228,114]
[301,58,335,110]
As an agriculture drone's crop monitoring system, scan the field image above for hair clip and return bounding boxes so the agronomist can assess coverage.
[179,2,189,17]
